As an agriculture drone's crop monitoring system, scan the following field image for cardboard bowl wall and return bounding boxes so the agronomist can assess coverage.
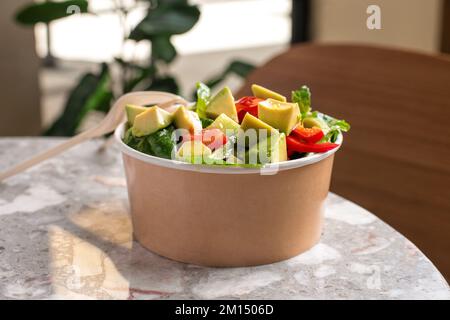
[114,93,341,267]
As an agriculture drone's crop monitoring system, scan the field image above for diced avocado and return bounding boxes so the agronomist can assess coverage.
[258,99,300,135]
[188,111,203,133]
[270,133,287,163]
[302,117,329,133]
[206,87,238,122]
[173,105,202,133]
[251,84,287,102]
[125,104,148,126]
[243,133,287,164]
[239,113,279,148]
[177,140,211,164]
[132,106,173,137]
[206,113,240,136]
[240,113,276,133]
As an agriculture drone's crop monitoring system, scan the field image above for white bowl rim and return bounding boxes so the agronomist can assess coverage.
[114,122,342,175]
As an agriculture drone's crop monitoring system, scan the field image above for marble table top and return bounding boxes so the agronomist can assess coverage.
[0,138,449,300]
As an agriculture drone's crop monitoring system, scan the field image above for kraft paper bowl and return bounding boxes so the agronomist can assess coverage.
[114,92,342,267]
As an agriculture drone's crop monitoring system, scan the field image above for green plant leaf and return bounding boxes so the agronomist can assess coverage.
[114,58,157,92]
[15,0,88,25]
[44,64,113,136]
[125,65,156,93]
[146,76,179,94]
[114,57,147,71]
[227,60,255,78]
[191,60,255,100]
[151,35,177,63]
[158,0,189,5]
[129,2,200,40]
[84,74,114,114]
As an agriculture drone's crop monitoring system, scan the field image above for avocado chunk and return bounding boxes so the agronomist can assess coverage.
[173,105,202,133]
[177,140,212,164]
[240,113,277,133]
[244,133,287,164]
[251,84,286,102]
[240,113,278,138]
[206,87,238,122]
[258,99,300,135]
[238,113,279,151]
[270,133,287,163]
[206,113,240,136]
[125,104,147,126]
[132,106,173,137]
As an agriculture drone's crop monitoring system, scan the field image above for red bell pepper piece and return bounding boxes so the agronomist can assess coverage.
[235,96,263,123]
[183,129,227,150]
[287,149,296,159]
[286,136,339,153]
[291,126,324,144]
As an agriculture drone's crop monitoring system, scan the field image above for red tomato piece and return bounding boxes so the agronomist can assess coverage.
[183,129,228,150]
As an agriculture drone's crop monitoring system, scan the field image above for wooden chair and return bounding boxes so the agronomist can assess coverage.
[237,44,450,281]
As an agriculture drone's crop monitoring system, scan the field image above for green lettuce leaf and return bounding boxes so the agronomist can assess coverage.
[146,126,176,159]
[200,117,214,128]
[123,128,153,154]
[124,126,176,159]
[195,82,211,119]
[321,115,351,143]
[292,85,311,115]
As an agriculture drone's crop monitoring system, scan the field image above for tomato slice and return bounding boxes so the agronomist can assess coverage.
[183,129,227,150]
[235,96,263,123]
[201,129,227,150]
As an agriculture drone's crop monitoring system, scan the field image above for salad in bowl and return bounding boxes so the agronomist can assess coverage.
[115,83,350,266]
[122,83,350,167]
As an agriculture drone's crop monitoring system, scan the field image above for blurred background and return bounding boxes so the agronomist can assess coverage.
[1,0,448,136]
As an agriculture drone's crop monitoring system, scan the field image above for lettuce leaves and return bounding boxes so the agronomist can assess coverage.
[200,117,214,128]
[123,127,153,154]
[292,85,311,116]
[147,126,176,159]
[321,114,350,143]
[194,82,211,120]
[292,85,350,143]
[123,125,176,159]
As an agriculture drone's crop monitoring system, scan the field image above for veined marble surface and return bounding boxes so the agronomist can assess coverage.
[0,138,449,300]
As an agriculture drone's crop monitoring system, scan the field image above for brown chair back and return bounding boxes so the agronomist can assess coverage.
[237,44,450,281]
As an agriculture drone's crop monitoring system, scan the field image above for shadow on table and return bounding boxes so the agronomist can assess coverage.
[0,196,186,300]
[47,204,187,300]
